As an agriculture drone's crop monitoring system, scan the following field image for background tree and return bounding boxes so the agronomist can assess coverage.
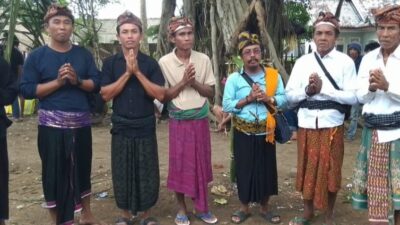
[140,0,149,54]
[17,0,54,49]
[284,0,311,59]
[3,0,21,63]
[156,0,176,58]
[69,0,117,67]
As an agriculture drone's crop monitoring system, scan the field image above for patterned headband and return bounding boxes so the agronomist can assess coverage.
[43,3,74,23]
[313,12,340,31]
[238,31,260,53]
[168,17,193,35]
[372,5,400,24]
[117,11,142,31]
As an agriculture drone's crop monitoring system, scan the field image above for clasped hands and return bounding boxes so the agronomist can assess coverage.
[125,49,140,76]
[305,72,322,96]
[247,83,274,105]
[368,68,389,92]
[57,63,79,86]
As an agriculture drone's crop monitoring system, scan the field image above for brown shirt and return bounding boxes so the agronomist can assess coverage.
[159,49,215,110]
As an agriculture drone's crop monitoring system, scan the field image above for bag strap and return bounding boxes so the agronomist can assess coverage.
[314,52,340,90]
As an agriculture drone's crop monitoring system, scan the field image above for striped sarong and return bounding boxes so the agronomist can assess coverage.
[352,128,400,224]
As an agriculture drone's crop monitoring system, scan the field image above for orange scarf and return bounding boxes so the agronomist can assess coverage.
[264,67,279,143]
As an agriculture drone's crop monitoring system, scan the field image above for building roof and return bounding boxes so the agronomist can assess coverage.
[97,18,160,44]
[309,0,399,29]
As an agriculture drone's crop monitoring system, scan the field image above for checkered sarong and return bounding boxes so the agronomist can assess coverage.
[364,112,400,130]
[299,100,347,114]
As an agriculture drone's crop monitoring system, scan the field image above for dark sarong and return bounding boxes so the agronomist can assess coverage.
[38,125,92,225]
[233,129,278,203]
[111,133,160,215]
[0,136,8,220]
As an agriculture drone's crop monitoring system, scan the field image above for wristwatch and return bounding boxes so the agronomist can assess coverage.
[76,77,83,87]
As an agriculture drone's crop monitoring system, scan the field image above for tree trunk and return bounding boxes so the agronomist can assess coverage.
[140,0,149,54]
[215,0,247,53]
[89,0,101,67]
[182,0,195,23]
[156,0,176,58]
[210,0,221,105]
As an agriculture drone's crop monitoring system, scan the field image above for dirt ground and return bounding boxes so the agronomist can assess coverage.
[5,115,368,225]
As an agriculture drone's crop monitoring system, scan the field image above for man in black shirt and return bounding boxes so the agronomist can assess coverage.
[100,11,163,225]
[1,33,24,121]
[0,51,18,225]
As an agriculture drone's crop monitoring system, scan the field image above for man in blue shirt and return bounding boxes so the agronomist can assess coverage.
[20,4,103,225]
[223,31,286,224]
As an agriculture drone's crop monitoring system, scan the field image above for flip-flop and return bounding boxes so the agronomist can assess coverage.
[175,213,190,225]
[195,211,218,224]
[140,217,159,225]
[115,217,134,225]
[289,217,311,225]
[260,211,281,224]
[231,210,251,224]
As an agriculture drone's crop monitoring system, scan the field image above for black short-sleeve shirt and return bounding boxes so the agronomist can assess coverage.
[101,51,165,119]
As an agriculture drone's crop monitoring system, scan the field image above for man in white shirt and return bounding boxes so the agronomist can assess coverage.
[286,12,357,225]
[352,5,400,225]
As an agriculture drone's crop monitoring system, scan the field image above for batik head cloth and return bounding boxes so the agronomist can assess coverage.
[313,11,340,31]
[372,5,400,24]
[168,17,193,35]
[116,11,142,32]
[238,31,260,53]
[44,3,74,24]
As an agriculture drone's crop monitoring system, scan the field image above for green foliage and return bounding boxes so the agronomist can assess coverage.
[18,0,54,48]
[146,25,159,41]
[3,0,21,63]
[285,1,310,26]
[284,0,312,40]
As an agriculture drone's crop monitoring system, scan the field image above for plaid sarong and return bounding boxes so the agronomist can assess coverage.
[364,112,400,130]
[299,100,347,114]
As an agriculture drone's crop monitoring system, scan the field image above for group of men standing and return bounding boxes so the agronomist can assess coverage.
[1,2,400,225]
[286,5,400,225]
[223,4,400,225]
[2,3,218,225]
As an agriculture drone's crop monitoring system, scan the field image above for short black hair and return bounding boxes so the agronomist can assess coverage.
[364,41,380,53]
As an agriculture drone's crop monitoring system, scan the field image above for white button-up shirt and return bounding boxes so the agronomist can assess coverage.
[286,49,358,129]
[357,46,400,143]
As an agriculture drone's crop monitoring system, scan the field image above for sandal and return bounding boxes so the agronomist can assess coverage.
[115,217,134,225]
[195,211,218,224]
[231,210,251,224]
[140,217,159,225]
[289,217,311,225]
[175,213,190,225]
[260,211,281,224]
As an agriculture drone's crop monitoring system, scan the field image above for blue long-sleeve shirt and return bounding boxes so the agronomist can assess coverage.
[20,45,100,112]
[222,68,287,122]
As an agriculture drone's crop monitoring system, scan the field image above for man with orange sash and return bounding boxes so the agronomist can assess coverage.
[223,31,287,224]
